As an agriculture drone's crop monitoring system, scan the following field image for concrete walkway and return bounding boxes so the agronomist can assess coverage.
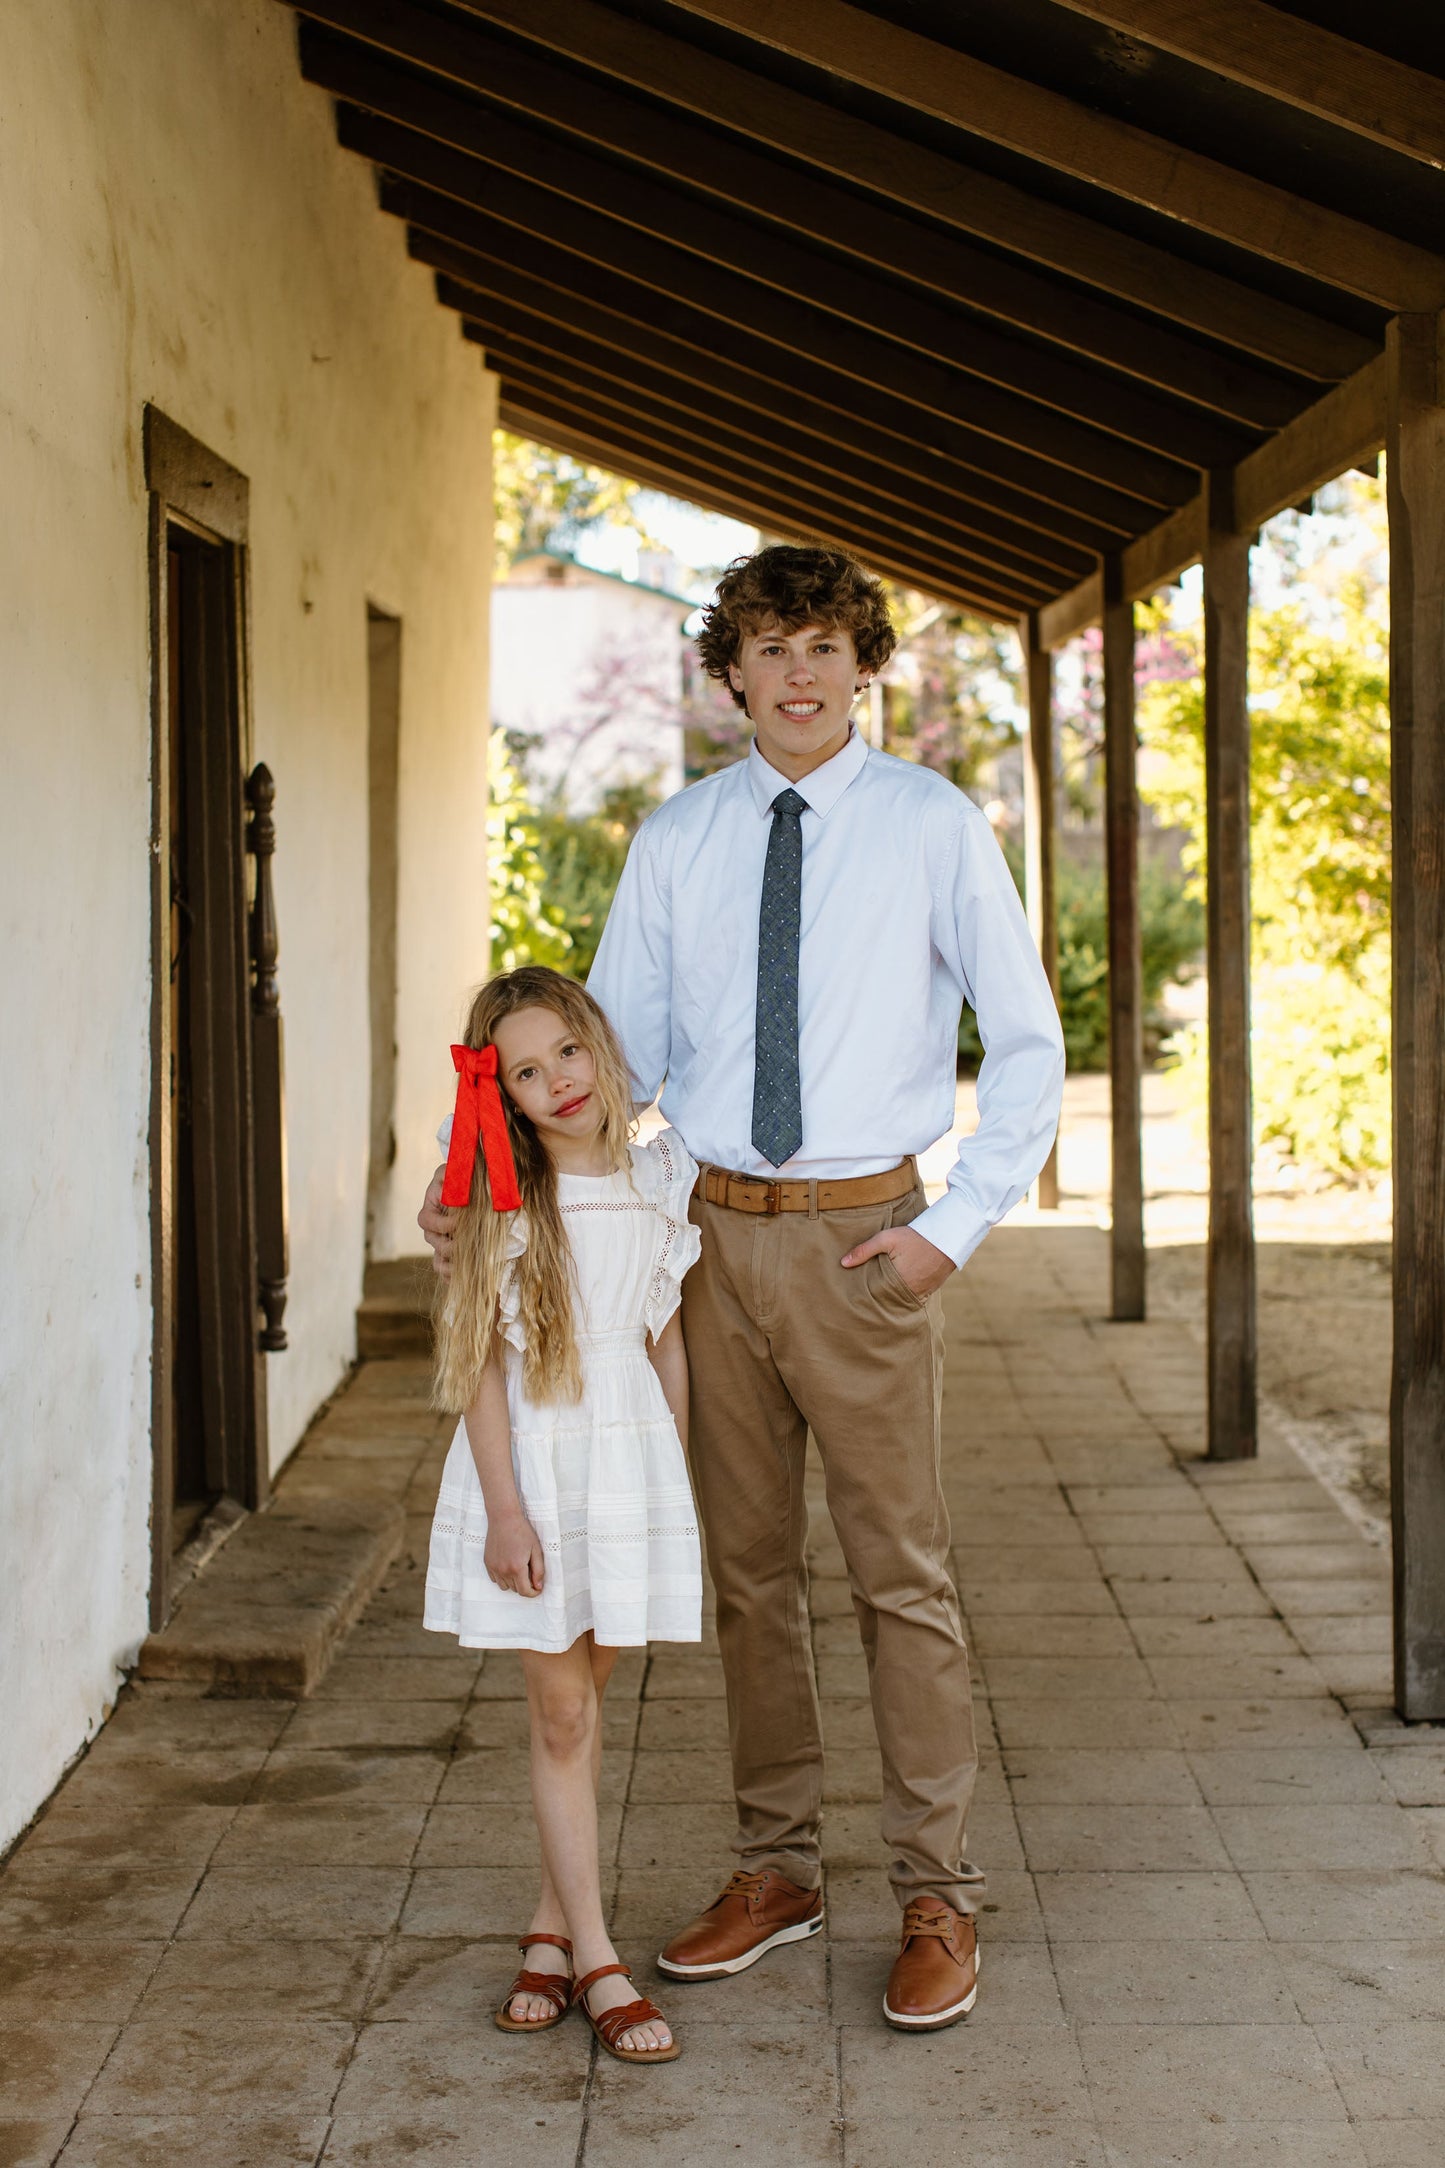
[4,1224,1444,2166]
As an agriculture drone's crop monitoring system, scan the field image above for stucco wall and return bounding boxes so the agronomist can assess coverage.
[0,0,495,1848]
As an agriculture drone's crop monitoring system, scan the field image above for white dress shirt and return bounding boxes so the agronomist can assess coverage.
[586,728,1065,1268]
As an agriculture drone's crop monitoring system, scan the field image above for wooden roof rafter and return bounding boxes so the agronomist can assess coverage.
[365,153,1196,510]
[495,400,1033,618]
[1043,0,1445,168]
[278,0,1441,632]
[498,372,1051,607]
[447,0,1378,378]
[1038,351,1390,646]
[399,207,1162,545]
[670,0,1445,308]
[467,329,1072,597]
[421,250,1133,560]
[293,0,1313,430]
[450,299,1094,586]
[298,34,1226,496]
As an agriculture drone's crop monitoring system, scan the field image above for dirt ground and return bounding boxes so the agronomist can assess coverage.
[924,1072,1393,1543]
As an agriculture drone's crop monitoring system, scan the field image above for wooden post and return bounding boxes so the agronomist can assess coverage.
[246,764,290,1354]
[1386,312,1445,1719]
[1202,471,1257,1459]
[1023,610,1060,1209]
[1103,558,1145,1320]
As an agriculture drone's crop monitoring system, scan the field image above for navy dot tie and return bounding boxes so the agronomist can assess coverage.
[751,787,808,1167]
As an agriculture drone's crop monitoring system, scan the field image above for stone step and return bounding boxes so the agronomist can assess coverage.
[137,1493,403,1697]
[357,1255,433,1361]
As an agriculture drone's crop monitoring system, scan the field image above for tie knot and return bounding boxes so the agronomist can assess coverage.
[771,788,808,820]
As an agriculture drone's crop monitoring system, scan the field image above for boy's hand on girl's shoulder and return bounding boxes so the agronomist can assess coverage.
[840,1224,954,1298]
[418,1165,455,1279]
[484,1508,546,1597]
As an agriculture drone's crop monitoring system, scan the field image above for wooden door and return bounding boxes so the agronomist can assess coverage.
[151,510,263,1616]
[167,541,211,1547]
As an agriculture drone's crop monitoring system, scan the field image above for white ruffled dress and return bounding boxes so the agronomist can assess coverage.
[424,1129,704,1652]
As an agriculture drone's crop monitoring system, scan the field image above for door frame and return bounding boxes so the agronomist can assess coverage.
[145,407,267,1627]
[365,604,402,1258]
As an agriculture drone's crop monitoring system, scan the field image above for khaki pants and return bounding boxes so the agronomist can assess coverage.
[681,1171,984,1914]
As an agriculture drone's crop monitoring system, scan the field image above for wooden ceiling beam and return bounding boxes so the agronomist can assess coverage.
[1047,1,1445,170]
[291,0,1306,430]
[480,337,1075,596]
[1038,349,1389,643]
[1233,352,1387,534]
[490,359,1059,602]
[495,398,1030,619]
[435,263,1109,564]
[1037,576,1103,653]
[308,32,1256,468]
[333,113,1200,509]
[444,0,1373,377]
[670,0,1445,310]
[408,223,1154,546]
[458,299,1093,584]
[387,189,1162,539]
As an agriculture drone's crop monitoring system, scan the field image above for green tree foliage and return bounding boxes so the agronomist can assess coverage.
[487,731,573,974]
[530,780,658,981]
[492,433,663,573]
[1058,858,1205,1070]
[880,590,1019,791]
[1138,574,1391,1178]
[957,844,1204,1072]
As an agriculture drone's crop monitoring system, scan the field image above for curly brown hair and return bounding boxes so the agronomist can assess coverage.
[696,544,898,711]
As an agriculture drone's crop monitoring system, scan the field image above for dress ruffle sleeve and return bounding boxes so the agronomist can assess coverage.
[493,1212,531,1355]
[639,1128,702,1340]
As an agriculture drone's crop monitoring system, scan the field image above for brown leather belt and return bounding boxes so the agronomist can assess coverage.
[698,1158,918,1216]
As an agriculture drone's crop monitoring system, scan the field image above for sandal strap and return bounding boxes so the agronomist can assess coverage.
[507,1969,571,2014]
[591,1994,667,2049]
[573,1961,632,2004]
[518,1932,573,1956]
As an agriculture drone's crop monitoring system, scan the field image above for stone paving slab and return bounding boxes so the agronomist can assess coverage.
[6,1227,1445,2163]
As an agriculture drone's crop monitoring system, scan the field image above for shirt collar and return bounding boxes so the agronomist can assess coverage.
[746,725,870,820]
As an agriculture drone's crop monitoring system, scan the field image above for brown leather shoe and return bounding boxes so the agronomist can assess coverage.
[657,1868,823,1980]
[883,1898,979,2030]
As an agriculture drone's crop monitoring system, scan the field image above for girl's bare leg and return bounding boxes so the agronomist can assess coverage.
[510,1637,618,2021]
[513,1639,669,2050]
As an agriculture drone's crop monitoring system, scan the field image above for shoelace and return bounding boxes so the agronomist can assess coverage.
[722,1869,774,1905]
[901,1905,960,1942]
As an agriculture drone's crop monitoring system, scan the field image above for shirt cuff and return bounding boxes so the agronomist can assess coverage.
[910,1189,994,1272]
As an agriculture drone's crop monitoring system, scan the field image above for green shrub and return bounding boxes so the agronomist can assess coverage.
[957,852,1203,1073]
[487,733,573,974]
[1137,574,1390,1181]
[530,780,658,981]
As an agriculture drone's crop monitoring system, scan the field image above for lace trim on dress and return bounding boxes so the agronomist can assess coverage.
[644,1131,684,1326]
[431,1518,698,1555]
[559,1199,651,1214]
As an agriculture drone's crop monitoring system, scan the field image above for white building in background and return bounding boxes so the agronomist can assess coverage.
[1,0,496,1850]
[492,551,694,811]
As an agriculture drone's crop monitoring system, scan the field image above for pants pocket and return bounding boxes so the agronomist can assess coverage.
[875,1248,926,1311]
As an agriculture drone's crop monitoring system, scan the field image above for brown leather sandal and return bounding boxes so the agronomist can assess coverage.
[572,1961,680,2064]
[494,1932,574,2032]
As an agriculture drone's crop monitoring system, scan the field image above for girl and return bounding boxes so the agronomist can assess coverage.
[425,966,701,2065]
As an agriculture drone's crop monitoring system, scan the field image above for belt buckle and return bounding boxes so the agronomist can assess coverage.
[762,1179,783,1216]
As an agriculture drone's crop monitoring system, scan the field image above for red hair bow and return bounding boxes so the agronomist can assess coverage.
[441,1043,522,1212]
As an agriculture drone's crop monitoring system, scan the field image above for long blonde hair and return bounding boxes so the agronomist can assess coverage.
[433,967,636,1411]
